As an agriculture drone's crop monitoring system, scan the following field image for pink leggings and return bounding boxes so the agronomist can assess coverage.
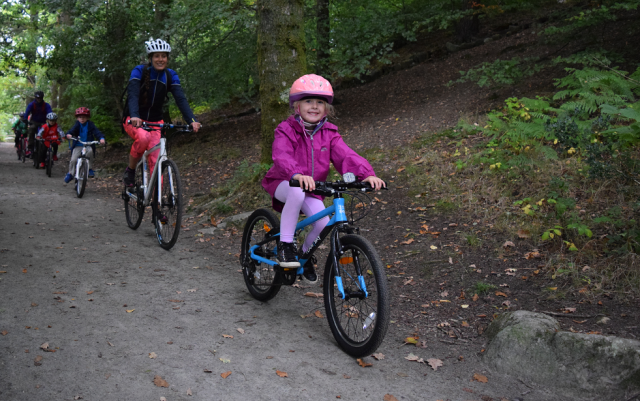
[123,117,162,173]
[275,181,329,252]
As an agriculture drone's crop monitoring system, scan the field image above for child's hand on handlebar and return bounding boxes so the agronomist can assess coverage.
[190,122,201,132]
[66,134,72,140]
[100,139,105,145]
[293,174,316,191]
[363,176,386,191]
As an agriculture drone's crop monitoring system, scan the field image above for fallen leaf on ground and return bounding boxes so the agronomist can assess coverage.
[221,371,232,379]
[563,307,576,313]
[203,369,212,373]
[357,358,373,367]
[427,358,443,371]
[187,289,197,292]
[524,251,541,259]
[472,373,488,383]
[276,370,288,377]
[237,328,244,334]
[495,291,507,297]
[372,353,385,360]
[222,334,233,339]
[430,245,437,250]
[401,239,414,245]
[304,292,323,298]
[149,352,157,359]
[40,343,49,350]
[440,290,448,297]
[404,337,418,345]
[405,353,424,363]
[219,358,230,363]
[314,310,324,318]
[34,355,43,366]
[517,229,530,238]
[125,309,135,313]
[384,395,399,401]
[153,375,169,388]
[502,241,515,248]
[472,294,479,301]
[187,388,192,396]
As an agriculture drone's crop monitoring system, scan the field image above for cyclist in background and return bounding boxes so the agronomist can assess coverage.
[24,91,53,157]
[122,38,201,187]
[65,107,105,183]
[35,112,63,169]
[13,112,28,160]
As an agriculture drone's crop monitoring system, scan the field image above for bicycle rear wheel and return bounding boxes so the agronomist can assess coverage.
[33,142,39,169]
[124,164,145,229]
[76,159,88,198]
[323,234,390,357]
[20,139,26,162]
[46,147,53,177]
[240,209,282,301]
[153,159,182,250]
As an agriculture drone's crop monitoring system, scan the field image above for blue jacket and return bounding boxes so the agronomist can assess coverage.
[127,65,197,124]
[66,120,105,150]
[25,101,53,124]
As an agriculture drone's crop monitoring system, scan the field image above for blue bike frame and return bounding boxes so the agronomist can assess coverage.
[248,197,368,299]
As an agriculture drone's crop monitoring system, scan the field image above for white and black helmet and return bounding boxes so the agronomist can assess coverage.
[46,112,58,120]
[145,38,171,54]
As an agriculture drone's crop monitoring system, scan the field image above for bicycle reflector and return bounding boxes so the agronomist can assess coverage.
[263,223,271,232]
[339,256,353,264]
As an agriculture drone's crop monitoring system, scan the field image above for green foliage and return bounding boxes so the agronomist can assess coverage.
[452,57,544,88]
[470,281,497,295]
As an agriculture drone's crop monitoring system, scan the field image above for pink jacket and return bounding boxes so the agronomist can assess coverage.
[262,115,376,212]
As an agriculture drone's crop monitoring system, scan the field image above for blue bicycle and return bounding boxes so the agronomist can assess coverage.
[240,174,390,356]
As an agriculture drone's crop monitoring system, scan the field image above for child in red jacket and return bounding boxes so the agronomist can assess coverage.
[36,112,64,168]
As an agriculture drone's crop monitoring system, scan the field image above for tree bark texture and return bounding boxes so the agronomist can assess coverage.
[316,0,330,77]
[257,0,307,164]
[455,0,479,43]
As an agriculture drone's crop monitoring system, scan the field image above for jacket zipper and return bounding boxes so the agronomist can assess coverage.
[148,71,159,121]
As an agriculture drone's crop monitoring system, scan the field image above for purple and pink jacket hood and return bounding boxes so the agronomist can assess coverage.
[262,115,376,212]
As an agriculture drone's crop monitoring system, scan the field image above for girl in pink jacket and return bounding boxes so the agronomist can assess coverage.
[262,74,385,282]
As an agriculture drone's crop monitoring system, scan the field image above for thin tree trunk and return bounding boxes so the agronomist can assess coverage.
[455,0,479,43]
[316,0,330,77]
[257,0,307,164]
[50,83,59,110]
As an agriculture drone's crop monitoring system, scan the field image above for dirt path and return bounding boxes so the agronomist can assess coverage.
[0,142,566,400]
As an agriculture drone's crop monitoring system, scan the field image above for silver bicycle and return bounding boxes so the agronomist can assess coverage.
[70,139,102,198]
[122,121,190,250]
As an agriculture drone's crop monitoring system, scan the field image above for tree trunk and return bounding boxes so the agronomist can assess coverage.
[155,0,172,38]
[455,0,479,43]
[257,0,307,164]
[316,0,330,77]
[50,83,59,110]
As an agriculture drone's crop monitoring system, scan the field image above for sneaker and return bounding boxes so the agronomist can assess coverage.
[40,162,45,168]
[53,155,58,161]
[303,265,318,283]
[123,167,135,187]
[89,169,95,178]
[64,173,73,183]
[277,242,300,268]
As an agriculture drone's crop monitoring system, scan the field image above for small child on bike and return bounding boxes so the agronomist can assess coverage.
[64,107,106,183]
[262,74,385,282]
[35,112,64,169]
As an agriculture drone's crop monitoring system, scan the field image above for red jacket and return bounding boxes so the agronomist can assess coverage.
[37,123,63,146]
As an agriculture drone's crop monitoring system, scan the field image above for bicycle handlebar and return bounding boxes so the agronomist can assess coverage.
[288,178,388,195]
[71,138,103,145]
[126,120,194,131]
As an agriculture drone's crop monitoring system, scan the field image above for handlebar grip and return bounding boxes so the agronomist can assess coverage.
[289,178,301,187]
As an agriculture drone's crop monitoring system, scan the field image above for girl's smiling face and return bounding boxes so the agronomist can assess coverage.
[298,98,326,124]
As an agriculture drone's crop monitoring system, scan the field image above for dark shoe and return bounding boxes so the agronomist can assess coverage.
[64,173,73,183]
[123,167,135,187]
[303,265,318,283]
[277,242,300,268]
[53,155,58,161]
[88,169,95,178]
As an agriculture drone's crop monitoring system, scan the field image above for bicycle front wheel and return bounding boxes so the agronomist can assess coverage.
[46,147,53,177]
[124,164,145,229]
[76,159,88,198]
[323,234,390,357]
[153,160,182,250]
[240,209,282,301]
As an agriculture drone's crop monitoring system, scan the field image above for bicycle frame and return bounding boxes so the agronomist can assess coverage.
[125,136,171,209]
[249,196,368,300]
[73,140,100,180]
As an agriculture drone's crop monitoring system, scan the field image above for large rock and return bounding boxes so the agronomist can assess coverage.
[484,310,640,399]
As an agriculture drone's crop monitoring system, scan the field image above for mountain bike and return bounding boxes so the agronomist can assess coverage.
[70,138,104,198]
[240,174,390,357]
[33,139,42,169]
[121,121,189,250]
[44,140,55,177]
[16,133,28,162]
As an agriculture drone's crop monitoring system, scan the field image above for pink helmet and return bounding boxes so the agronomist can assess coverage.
[289,74,333,107]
